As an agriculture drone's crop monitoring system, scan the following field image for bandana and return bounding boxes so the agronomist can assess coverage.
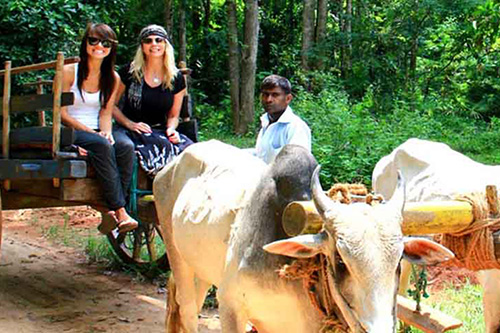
[139,25,169,43]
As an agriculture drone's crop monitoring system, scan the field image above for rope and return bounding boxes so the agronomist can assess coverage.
[327,183,383,205]
[436,193,500,271]
[278,256,350,332]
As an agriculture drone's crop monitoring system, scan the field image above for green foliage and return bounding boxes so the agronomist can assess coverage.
[407,265,429,311]
[405,281,484,333]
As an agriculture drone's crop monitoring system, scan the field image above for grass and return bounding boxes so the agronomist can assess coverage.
[39,211,168,277]
[403,281,484,333]
[39,212,124,266]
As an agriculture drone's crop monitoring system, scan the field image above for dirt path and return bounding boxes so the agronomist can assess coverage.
[0,207,221,333]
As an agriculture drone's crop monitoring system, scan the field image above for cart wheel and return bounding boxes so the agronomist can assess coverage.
[106,221,169,270]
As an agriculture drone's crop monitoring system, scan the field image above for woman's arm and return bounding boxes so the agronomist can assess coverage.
[60,64,97,133]
[112,80,152,134]
[165,87,186,143]
[98,71,121,143]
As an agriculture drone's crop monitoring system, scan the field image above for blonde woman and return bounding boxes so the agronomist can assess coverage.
[114,24,192,176]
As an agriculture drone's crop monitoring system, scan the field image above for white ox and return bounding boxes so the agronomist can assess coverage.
[154,140,452,333]
[373,138,500,333]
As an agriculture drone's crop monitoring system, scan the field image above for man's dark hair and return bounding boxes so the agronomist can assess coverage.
[260,75,292,95]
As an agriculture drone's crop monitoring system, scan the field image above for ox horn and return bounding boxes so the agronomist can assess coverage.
[311,166,339,220]
[385,170,406,218]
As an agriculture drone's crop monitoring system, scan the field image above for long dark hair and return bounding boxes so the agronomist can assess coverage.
[78,23,118,108]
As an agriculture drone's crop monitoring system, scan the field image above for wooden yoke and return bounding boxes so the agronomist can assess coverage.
[282,199,475,237]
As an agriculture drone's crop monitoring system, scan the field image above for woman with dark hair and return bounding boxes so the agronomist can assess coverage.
[113,24,192,177]
[61,23,138,232]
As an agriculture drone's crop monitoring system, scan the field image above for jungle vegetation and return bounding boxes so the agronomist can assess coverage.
[1,0,500,186]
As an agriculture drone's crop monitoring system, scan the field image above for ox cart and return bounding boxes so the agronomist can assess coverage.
[0,52,196,269]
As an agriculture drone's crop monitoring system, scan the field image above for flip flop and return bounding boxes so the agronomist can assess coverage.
[117,218,139,233]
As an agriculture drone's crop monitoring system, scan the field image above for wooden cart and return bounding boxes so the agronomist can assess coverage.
[0,52,196,269]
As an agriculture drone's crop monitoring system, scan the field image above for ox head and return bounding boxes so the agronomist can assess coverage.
[264,166,453,332]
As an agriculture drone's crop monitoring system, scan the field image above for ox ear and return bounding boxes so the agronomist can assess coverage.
[403,237,455,265]
[263,232,329,258]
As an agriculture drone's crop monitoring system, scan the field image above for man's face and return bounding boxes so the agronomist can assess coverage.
[261,87,292,115]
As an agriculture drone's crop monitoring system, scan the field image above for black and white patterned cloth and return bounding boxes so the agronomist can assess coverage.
[128,129,193,177]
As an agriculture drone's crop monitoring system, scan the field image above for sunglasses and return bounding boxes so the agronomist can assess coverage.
[142,37,166,44]
[87,37,115,48]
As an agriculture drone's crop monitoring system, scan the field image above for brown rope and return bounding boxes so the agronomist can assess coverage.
[437,193,500,271]
[278,256,350,332]
[327,183,382,206]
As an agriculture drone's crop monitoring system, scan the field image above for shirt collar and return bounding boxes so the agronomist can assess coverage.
[260,106,293,127]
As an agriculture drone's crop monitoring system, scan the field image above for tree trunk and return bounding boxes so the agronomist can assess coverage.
[178,0,187,64]
[408,0,419,112]
[239,0,260,134]
[204,0,211,28]
[301,0,315,70]
[316,0,327,69]
[164,0,173,37]
[409,0,419,80]
[227,0,241,133]
[341,0,352,78]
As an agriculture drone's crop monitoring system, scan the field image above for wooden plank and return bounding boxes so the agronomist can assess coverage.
[0,126,75,148]
[23,79,53,87]
[0,92,74,114]
[138,198,158,225]
[60,178,102,201]
[3,61,11,159]
[36,77,47,126]
[0,159,87,179]
[52,52,64,158]
[486,185,499,216]
[0,56,79,76]
[7,179,63,199]
[1,180,107,210]
[1,190,87,210]
[397,295,462,332]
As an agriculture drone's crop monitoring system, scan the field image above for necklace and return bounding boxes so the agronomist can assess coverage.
[152,73,161,84]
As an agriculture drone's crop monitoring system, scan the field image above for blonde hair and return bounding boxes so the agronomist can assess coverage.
[130,38,179,90]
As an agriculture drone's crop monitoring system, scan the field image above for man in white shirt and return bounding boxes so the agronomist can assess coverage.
[252,75,311,164]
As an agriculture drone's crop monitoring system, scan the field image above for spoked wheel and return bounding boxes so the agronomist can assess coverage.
[106,220,169,270]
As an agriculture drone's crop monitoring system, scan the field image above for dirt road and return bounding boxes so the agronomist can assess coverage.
[0,207,220,333]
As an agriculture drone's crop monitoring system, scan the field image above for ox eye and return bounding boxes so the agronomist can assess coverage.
[335,253,347,273]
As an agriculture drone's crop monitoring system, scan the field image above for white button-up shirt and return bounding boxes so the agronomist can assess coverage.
[254,106,311,164]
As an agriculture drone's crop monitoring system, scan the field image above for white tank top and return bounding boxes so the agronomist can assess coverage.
[67,63,101,130]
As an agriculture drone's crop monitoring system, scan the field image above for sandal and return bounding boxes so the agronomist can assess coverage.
[117,218,139,233]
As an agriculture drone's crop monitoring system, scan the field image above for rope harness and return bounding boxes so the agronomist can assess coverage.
[437,192,500,271]
[278,255,349,332]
